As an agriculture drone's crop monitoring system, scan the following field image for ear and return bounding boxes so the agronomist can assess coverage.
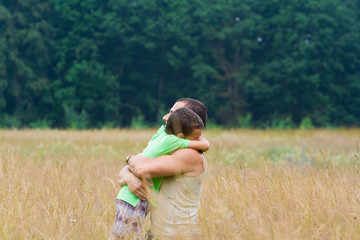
[176,133,185,138]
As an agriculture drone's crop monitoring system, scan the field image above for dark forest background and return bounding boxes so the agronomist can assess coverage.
[0,0,359,129]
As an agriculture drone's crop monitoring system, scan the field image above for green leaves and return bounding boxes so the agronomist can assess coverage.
[0,0,359,128]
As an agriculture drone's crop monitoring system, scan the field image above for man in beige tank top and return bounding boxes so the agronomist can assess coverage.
[117,98,208,239]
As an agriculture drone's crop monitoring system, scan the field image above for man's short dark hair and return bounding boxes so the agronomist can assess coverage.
[165,108,204,137]
[176,98,207,127]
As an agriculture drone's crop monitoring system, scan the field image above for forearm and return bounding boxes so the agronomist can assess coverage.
[128,149,198,178]
[128,155,152,178]
[118,165,132,187]
[188,139,209,152]
[129,162,175,179]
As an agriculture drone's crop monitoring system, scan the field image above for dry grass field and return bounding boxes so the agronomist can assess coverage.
[1,129,360,239]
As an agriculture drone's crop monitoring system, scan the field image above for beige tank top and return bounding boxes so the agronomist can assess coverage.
[150,164,206,239]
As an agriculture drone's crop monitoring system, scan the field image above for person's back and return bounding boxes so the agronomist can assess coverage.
[150,151,206,239]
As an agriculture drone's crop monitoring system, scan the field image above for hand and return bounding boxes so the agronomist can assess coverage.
[126,172,150,201]
[198,136,207,142]
[198,136,210,152]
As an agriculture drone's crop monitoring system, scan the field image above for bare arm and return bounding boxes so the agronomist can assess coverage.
[128,149,204,179]
[188,136,210,152]
[118,165,130,187]
[117,165,150,201]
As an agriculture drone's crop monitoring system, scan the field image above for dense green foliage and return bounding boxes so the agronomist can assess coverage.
[0,0,359,128]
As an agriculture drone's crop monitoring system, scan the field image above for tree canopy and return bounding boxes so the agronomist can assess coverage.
[0,0,359,128]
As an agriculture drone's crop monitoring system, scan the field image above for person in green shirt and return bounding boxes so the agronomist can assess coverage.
[111,107,209,239]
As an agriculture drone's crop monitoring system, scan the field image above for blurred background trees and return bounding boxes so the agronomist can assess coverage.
[0,0,359,128]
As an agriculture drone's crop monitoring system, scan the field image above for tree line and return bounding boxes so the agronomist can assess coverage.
[0,0,359,128]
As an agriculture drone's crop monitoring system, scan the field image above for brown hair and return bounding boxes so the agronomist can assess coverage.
[165,108,204,137]
[176,98,207,127]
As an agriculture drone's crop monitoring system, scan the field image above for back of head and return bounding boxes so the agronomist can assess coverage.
[176,98,207,127]
[165,108,204,137]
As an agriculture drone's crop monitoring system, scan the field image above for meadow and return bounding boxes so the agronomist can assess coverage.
[1,129,359,239]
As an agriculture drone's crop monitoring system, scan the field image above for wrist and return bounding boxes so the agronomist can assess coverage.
[126,155,133,165]
[124,167,132,182]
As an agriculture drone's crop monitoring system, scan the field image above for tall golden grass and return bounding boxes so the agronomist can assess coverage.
[1,129,359,239]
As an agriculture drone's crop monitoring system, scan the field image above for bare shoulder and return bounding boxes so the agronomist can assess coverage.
[174,149,206,176]
[174,148,203,160]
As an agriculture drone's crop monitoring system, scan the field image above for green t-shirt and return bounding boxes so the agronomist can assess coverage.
[117,125,190,206]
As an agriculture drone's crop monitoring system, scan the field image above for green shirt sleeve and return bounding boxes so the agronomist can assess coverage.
[142,129,190,158]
